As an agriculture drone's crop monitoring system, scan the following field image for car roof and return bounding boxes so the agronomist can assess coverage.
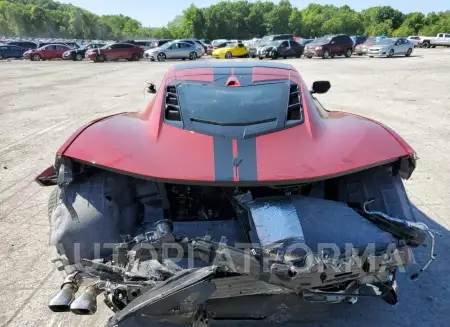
[173,61,294,71]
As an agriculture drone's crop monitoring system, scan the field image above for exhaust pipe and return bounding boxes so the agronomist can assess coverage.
[48,271,81,312]
[70,284,102,315]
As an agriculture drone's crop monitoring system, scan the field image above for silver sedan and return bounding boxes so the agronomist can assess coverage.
[368,38,414,58]
[144,41,202,61]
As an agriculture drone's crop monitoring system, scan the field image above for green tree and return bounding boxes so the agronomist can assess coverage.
[180,4,205,38]
[264,0,292,34]
[288,8,303,36]
[0,0,446,40]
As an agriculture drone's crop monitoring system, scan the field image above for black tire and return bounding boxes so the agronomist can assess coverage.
[271,51,278,60]
[188,51,197,60]
[388,49,394,58]
[344,49,352,58]
[322,50,330,59]
[250,55,256,58]
[75,53,83,61]
[258,57,264,60]
[182,58,186,61]
[306,55,312,59]
[96,54,105,62]
[32,54,41,61]
[422,41,430,48]
[225,51,232,59]
[131,53,139,61]
[0,54,3,60]
[157,52,166,61]
[406,48,412,57]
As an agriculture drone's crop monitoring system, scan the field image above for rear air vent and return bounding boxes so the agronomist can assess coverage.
[287,83,302,121]
[165,85,181,121]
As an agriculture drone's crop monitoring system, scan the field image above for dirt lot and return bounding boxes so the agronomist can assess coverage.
[0,48,449,327]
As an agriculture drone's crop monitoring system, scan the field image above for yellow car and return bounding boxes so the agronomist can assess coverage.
[212,42,249,59]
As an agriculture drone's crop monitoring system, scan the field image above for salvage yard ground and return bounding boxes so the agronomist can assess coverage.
[0,48,449,327]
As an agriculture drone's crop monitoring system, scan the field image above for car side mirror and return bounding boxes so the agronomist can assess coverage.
[146,81,157,94]
[311,81,331,94]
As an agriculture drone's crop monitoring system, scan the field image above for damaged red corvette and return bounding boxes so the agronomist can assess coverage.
[36,62,436,326]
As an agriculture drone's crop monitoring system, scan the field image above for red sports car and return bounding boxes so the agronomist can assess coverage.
[24,43,71,61]
[37,62,434,326]
[86,42,144,62]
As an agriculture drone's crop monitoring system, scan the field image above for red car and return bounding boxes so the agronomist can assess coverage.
[24,43,71,61]
[355,37,378,55]
[38,62,433,325]
[86,42,144,62]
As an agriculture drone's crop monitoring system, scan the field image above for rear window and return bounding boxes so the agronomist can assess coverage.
[176,82,288,126]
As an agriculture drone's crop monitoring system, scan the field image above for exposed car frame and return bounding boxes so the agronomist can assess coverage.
[37,61,435,327]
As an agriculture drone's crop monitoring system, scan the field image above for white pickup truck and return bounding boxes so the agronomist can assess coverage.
[421,33,450,48]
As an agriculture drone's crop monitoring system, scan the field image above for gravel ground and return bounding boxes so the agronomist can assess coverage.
[0,48,449,327]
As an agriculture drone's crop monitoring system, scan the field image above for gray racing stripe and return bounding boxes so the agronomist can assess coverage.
[237,138,257,181]
[214,137,234,182]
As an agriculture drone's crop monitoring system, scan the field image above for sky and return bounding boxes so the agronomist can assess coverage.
[59,0,447,27]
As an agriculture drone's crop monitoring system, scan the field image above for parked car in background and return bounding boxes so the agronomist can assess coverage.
[197,40,210,55]
[257,40,304,59]
[407,36,422,47]
[354,37,378,55]
[351,35,368,49]
[0,44,26,59]
[420,33,450,48]
[6,40,38,50]
[212,39,229,46]
[63,43,106,61]
[86,43,144,62]
[199,39,214,54]
[297,38,314,47]
[248,34,294,58]
[368,38,414,58]
[209,41,230,54]
[304,34,354,59]
[24,44,71,61]
[212,42,248,59]
[150,39,173,48]
[173,39,206,55]
[375,35,388,42]
[64,42,80,49]
[144,41,202,61]
[134,40,154,50]
[206,43,214,55]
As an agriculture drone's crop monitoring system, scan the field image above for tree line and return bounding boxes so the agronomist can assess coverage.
[1,0,449,40]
